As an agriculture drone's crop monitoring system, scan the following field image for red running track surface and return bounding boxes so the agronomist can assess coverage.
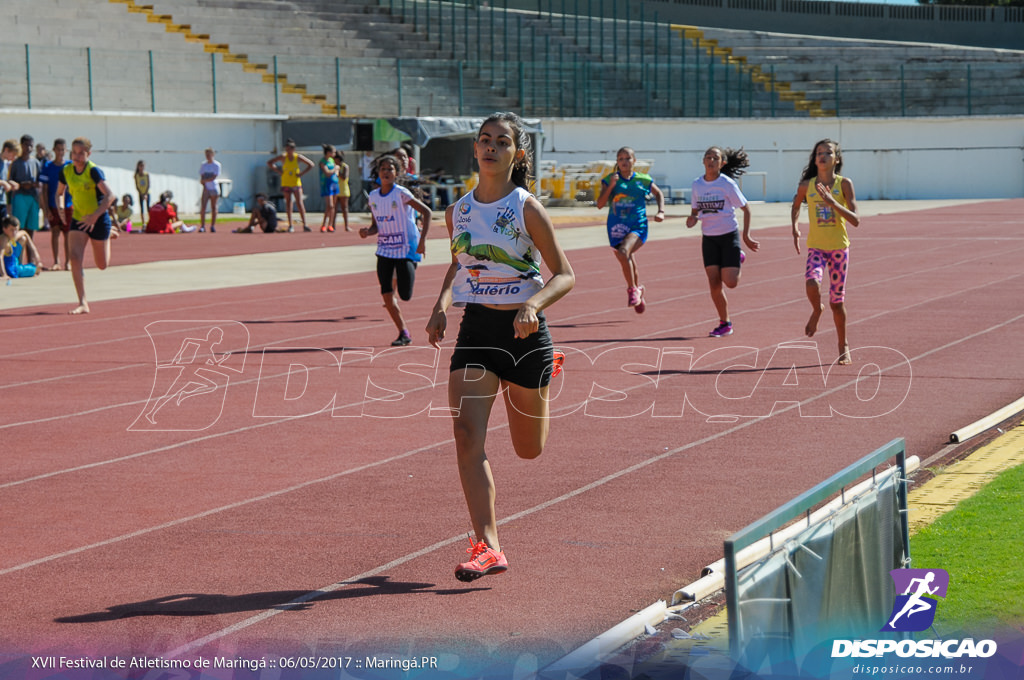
[1,200,1022,676]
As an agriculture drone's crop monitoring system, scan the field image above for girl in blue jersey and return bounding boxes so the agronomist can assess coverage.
[686,146,759,337]
[318,143,339,233]
[359,154,433,346]
[425,112,575,582]
[596,147,665,314]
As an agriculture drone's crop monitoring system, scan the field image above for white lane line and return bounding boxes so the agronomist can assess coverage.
[166,309,1024,657]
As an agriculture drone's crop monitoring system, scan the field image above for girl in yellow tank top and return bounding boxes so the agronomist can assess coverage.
[267,139,315,231]
[790,139,860,366]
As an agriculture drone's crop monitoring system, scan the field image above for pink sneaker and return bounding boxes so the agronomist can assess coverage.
[634,286,646,313]
[455,537,508,582]
[627,286,641,307]
[709,321,733,337]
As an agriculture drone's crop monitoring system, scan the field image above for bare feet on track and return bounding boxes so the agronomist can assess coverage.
[805,303,824,337]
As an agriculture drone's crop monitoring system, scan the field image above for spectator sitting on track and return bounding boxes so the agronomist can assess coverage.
[110,194,135,233]
[146,191,192,234]
[1,215,44,280]
[234,193,279,233]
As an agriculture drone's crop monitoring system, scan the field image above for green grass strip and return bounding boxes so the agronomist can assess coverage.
[910,462,1024,635]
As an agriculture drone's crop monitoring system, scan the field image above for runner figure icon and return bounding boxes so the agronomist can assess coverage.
[888,571,939,628]
[143,327,232,425]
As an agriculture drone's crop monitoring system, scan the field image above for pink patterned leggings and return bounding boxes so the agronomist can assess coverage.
[805,248,849,304]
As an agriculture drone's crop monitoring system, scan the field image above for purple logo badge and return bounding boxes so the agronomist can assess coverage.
[881,568,949,632]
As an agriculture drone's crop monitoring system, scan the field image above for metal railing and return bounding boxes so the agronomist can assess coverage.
[2,40,1021,119]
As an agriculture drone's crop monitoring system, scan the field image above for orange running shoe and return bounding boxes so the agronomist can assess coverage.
[551,350,566,379]
[455,537,508,582]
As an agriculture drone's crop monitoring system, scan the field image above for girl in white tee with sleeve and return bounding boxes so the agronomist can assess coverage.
[686,146,760,337]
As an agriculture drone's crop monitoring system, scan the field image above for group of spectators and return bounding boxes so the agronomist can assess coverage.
[1,134,72,275]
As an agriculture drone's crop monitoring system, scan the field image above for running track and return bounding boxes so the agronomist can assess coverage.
[1,200,1022,678]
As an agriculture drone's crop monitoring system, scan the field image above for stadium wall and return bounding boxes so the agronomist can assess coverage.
[540,116,1024,202]
[0,109,283,216]
[2,110,1021,209]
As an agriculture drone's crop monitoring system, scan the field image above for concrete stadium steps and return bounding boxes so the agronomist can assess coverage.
[137,0,507,115]
[689,25,1024,117]
[5,0,323,115]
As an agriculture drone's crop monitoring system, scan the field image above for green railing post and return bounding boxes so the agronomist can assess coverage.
[24,44,31,109]
[517,15,523,65]
[149,49,156,112]
[87,47,94,111]
[574,0,579,44]
[900,64,906,117]
[834,64,839,117]
[558,44,564,115]
[727,58,733,117]
[770,64,776,118]
[273,55,279,115]
[967,64,972,116]
[612,0,617,53]
[645,62,651,117]
[397,58,403,116]
[681,33,687,116]
[590,0,595,51]
[336,56,342,117]
[211,52,217,113]
[694,39,700,117]
[519,60,526,111]
[452,1,458,59]
[466,0,471,64]
[652,13,658,110]
[545,41,551,114]
[665,22,670,113]
[600,0,604,50]
[504,0,509,65]
[459,60,464,116]
[708,54,714,117]
[583,59,589,117]
[532,28,537,110]
[749,69,754,117]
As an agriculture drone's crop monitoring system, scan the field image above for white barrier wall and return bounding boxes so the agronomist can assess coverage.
[540,116,1024,201]
[3,110,1021,210]
[0,109,283,215]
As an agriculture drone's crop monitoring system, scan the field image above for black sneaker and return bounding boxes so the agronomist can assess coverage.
[391,330,412,346]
